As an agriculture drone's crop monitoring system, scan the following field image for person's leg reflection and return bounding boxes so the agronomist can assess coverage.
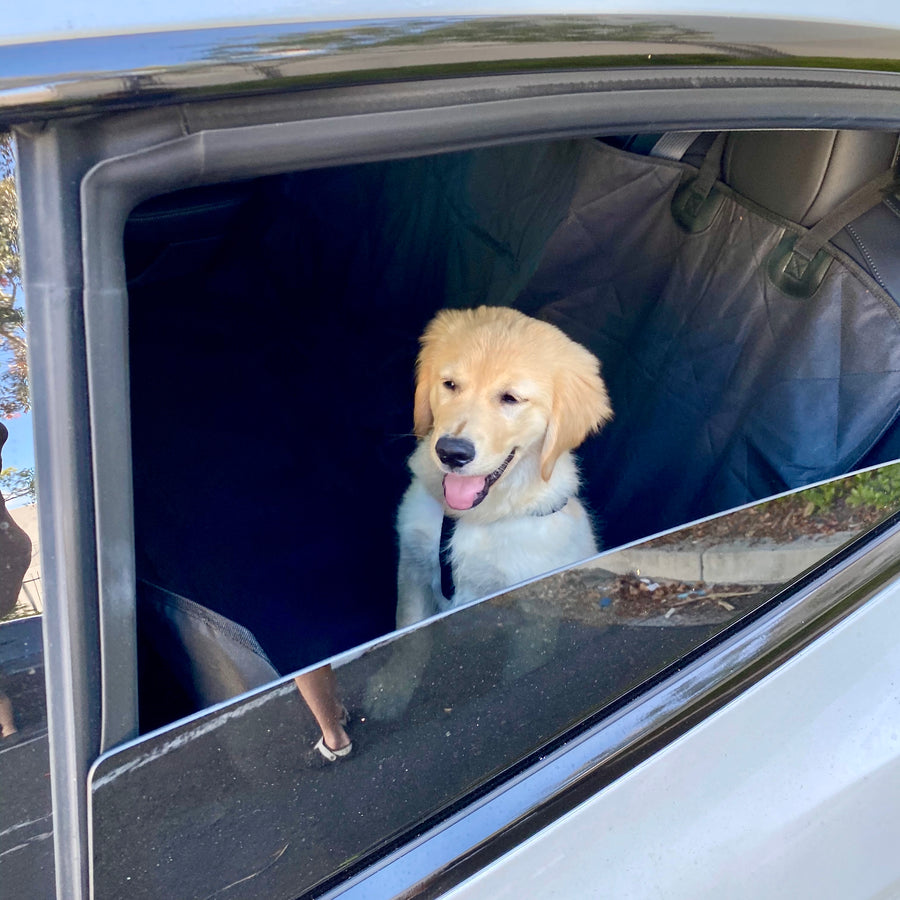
[294,665,351,761]
[0,691,17,739]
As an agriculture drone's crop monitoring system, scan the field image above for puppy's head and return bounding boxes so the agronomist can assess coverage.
[413,306,611,511]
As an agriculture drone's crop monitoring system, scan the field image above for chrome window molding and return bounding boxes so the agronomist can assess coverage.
[326,513,900,900]
[2,15,900,125]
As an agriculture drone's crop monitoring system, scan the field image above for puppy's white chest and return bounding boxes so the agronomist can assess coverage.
[449,503,596,604]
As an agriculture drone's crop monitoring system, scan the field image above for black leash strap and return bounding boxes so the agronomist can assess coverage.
[439,515,456,602]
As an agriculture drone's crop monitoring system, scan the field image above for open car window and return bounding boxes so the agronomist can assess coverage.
[115,129,900,729]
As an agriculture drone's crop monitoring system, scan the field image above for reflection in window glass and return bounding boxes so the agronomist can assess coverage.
[91,463,900,900]
[0,130,52,900]
[589,467,900,625]
[0,132,37,620]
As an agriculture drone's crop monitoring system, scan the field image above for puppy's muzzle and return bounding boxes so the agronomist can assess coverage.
[435,435,476,470]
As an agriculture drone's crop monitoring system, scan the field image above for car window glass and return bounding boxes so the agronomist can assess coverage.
[0,131,53,900]
[90,462,900,900]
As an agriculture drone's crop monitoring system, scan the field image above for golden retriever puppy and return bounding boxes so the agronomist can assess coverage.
[396,305,612,627]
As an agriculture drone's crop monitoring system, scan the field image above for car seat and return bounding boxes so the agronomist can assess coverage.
[518,129,900,547]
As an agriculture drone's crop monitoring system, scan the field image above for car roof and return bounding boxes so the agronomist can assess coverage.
[3,1,900,45]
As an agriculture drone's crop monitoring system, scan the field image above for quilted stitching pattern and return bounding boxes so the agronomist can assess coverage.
[520,141,900,547]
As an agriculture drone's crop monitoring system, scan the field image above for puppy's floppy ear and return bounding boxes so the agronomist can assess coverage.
[413,355,434,438]
[540,353,612,481]
[413,310,456,438]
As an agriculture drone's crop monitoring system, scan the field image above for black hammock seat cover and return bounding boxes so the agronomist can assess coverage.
[128,138,900,678]
[518,140,900,549]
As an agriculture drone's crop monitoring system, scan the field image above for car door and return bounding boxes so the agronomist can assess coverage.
[2,10,900,899]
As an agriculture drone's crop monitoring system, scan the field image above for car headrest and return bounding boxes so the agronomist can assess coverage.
[723,130,899,226]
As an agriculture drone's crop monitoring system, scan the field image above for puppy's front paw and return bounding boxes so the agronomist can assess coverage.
[364,630,433,721]
[364,663,418,721]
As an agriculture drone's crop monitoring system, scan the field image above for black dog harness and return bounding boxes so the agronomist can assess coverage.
[439,515,457,602]
[439,499,569,602]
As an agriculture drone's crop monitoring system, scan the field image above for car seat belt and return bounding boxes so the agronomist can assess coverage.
[650,131,703,161]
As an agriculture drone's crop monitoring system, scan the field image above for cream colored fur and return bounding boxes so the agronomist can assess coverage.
[396,305,612,626]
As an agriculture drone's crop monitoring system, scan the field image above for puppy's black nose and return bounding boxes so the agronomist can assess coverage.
[435,436,476,469]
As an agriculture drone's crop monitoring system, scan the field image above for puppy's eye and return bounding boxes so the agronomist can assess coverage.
[443,380,457,391]
[500,393,521,405]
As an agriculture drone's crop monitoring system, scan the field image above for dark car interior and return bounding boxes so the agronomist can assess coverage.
[126,128,900,732]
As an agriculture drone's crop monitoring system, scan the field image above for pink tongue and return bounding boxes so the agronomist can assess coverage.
[443,473,487,510]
